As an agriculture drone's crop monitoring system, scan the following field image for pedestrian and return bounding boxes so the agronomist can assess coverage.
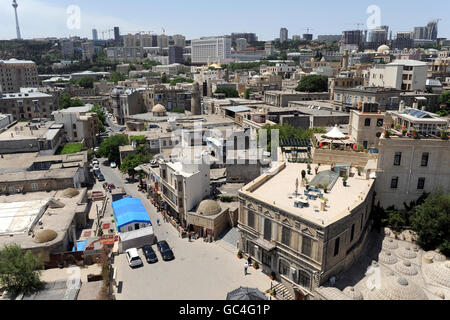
[244,262,249,276]
[188,233,191,242]
[157,218,160,226]
[247,256,252,266]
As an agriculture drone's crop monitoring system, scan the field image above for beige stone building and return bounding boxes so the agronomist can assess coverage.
[264,90,330,108]
[0,59,39,93]
[238,158,375,299]
[0,88,55,121]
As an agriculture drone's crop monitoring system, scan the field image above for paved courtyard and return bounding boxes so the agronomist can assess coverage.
[97,159,273,300]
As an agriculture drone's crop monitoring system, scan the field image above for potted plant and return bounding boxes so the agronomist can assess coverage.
[271,289,277,297]
[253,261,259,270]
[384,130,391,138]
[270,271,276,280]
[402,129,407,136]
[440,130,448,140]
[343,175,348,187]
[237,250,243,259]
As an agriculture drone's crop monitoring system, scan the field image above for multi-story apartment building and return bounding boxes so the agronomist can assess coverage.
[158,35,169,49]
[0,88,55,121]
[280,28,288,42]
[348,103,387,150]
[366,60,428,91]
[333,87,401,112]
[146,84,192,112]
[52,105,99,148]
[191,37,232,64]
[342,30,364,47]
[0,59,39,93]
[235,38,247,51]
[168,46,184,64]
[231,33,258,44]
[265,42,274,57]
[60,39,74,58]
[105,47,145,62]
[173,34,186,48]
[81,41,95,62]
[123,34,137,48]
[110,87,147,125]
[238,159,375,299]
[264,90,329,108]
[375,108,449,208]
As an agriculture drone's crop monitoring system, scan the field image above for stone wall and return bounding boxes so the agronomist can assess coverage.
[312,148,378,168]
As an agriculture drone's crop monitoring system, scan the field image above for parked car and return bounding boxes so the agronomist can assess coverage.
[94,147,100,153]
[156,240,174,261]
[126,248,143,268]
[97,173,105,181]
[110,162,117,168]
[119,127,126,132]
[93,169,101,178]
[93,164,100,171]
[142,245,158,264]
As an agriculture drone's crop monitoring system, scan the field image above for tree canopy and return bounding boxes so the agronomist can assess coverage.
[120,153,151,180]
[295,75,328,92]
[89,104,107,133]
[98,134,129,163]
[410,190,450,256]
[0,244,43,296]
[109,71,126,83]
[170,77,194,86]
[215,87,239,98]
[58,93,84,110]
[77,76,94,89]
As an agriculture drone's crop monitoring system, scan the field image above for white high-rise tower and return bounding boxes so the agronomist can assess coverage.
[12,0,22,40]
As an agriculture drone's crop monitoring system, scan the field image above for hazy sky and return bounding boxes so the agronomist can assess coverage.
[1,0,449,40]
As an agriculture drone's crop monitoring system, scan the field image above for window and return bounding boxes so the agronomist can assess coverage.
[417,178,425,190]
[262,250,272,267]
[247,241,255,257]
[279,259,290,277]
[264,218,272,241]
[350,224,355,242]
[281,226,291,246]
[377,119,384,127]
[364,118,371,126]
[247,210,255,229]
[391,177,399,189]
[297,269,311,289]
[421,153,429,167]
[31,183,38,191]
[394,152,402,166]
[334,237,340,256]
[301,236,312,257]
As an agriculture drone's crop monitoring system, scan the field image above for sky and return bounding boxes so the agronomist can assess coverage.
[1,0,449,41]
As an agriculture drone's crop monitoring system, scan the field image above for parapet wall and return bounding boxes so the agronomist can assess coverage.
[312,148,378,168]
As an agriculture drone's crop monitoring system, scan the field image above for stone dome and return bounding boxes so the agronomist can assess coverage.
[423,261,450,288]
[377,45,390,54]
[378,250,398,265]
[343,286,364,300]
[152,104,167,114]
[382,238,399,250]
[395,260,418,276]
[398,246,417,259]
[197,200,221,216]
[34,229,57,243]
[367,276,428,300]
[62,188,79,198]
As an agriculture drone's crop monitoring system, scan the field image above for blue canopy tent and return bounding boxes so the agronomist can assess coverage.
[112,198,151,232]
[72,240,87,252]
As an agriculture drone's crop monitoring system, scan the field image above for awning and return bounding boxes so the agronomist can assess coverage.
[253,237,276,252]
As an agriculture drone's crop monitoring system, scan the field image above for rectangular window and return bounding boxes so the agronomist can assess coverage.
[247,210,255,229]
[247,241,255,257]
[364,118,371,126]
[301,236,312,257]
[279,259,289,277]
[421,153,429,167]
[394,152,402,166]
[264,218,272,241]
[391,177,399,189]
[334,237,340,256]
[417,178,425,190]
[350,224,355,242]
[31,183,38,191]
[281,226,291,247]
[297,269,311,289]
[262,250,272,267]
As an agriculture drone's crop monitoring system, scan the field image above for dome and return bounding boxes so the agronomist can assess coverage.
[197,200,221,216]
[377,45,390,54]
[398,246,417,259]
[209,63,222,69]
[378,250,398,265]
[433,249,447,262]
[34,229,57,243]
[343,286,364,300]
[382,238,397,250]
[367,276,428,300]
[62,188,79,198]
[395,260,418,276]
[423,261,450,288]
[320,57,326,62]
[152,104,167,114]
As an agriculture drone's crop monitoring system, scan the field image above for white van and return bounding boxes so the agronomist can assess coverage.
[126,248,143,268]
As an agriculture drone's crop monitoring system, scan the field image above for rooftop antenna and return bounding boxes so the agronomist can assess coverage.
[12,0,22,40]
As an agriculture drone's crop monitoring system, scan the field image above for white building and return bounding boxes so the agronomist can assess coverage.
[367,59,428,91]
[81,41,95,62]
[173,34,186,48]
[236,38,247,51]
[191,37,232,64]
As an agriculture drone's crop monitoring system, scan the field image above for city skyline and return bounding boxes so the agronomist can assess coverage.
[0,0,449,41]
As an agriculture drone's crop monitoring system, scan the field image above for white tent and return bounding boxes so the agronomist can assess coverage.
[325,125,346,139]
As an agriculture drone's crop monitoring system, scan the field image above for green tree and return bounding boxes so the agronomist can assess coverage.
[77,76,94,89]
[89,104,107,133]
[120,153,151,180]
[244,89,252,99]
[109,71,126,83]
[170,77,194,86]
[0,244,43,296]
[98,134,129,163]
[438,90,450,107]
[58,93,84,110]
[161,73,169,83]
[410,190,450,255]
[382,209,408,233]
[295,75,328,92]
[130,135,147,145]
[215,87,239,98]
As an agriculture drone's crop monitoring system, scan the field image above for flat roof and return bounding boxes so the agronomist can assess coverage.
[0,198,49,234]
[242,162,374,227]
[0,121,59,141]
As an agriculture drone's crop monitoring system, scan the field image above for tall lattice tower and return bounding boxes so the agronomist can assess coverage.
[12,0,22,40]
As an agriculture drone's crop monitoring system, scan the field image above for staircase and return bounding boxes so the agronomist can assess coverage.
[271,282,294,300]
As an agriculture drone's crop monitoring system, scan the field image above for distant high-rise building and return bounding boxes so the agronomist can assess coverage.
[0,59,39,93]
[114,27,120,43]
[168,46,184,64]
[140,34,153,47]
[173,34,186,48]
[292,35,301,41]
[302,34,313,41]
[317,35,342,42]
[60,39,74,58]
[92,29,98,42]
[231,33,258,44]
[413,26,428,40]
[12,0,22,40]
[265,41,274,57]
[191,37,231,64]
[158,34,169,48]
[413,21,439,40]
[396,32,413,50]
[343,30,364,47]
[235,38,247,51]
[82,41,95,62]
[123,34,136,48]
[280,28,288,42]
[369,27,388,48]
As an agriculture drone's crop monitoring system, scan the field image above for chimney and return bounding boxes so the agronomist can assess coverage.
[412,100,419,110]
[399,100,405,112]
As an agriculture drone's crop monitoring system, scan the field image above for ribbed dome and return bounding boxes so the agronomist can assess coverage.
[395,260,418,276]
[34,229,57,243]
[398,246,417,259]
[377,45,390,54]
[423,261,450,288]
[343,286,364,300]
[378,250,398,265]
[63,188,79,198]
[367,276,428,300]
[197,200,221,216]
[152,104,167,114]
[382,238,399,250]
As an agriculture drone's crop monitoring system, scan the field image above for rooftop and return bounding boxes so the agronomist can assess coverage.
[241,162,374,227]
[0,121,60,141]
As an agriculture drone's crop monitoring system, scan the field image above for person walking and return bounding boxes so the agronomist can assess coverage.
[244,262,249,276]
[188,233,191,242]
